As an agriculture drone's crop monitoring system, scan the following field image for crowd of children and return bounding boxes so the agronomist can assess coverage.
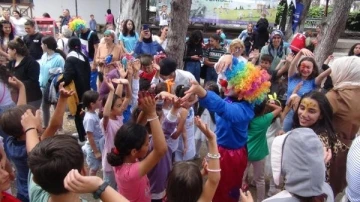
[0,8,358,202]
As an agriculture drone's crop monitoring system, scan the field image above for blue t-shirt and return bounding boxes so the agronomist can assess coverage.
[199,91,254,149]
[119,32,139,53]
[287,74,317,101]
[83,112,103,140]
[5,137,29,201]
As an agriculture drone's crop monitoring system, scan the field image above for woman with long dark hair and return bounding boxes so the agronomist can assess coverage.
[7,38,42,109]
[0,20,14,65]
[183,30,203,83]
[59,37,91,143]
[119,19,139,54]
[292,91,348,182]
[39,36,66,130]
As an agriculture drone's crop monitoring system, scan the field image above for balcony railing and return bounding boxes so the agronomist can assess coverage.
[0,2,33,18]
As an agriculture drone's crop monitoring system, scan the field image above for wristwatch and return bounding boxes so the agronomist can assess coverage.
[93,181,109,199]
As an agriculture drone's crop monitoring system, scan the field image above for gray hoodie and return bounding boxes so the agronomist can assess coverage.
[264,128,334,202]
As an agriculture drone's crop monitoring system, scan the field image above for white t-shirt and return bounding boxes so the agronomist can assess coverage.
[159,11,169,26]
[0,82,14,107]
[57,38,70,55]
[11,17,27,37]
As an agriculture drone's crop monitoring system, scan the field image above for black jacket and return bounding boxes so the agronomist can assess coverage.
[61,51,91,100]
[183,42,203,62]
[8,56,42,102]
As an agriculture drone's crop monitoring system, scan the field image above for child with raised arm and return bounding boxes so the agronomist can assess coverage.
[101,75,132,189]
[181,58,270,202]
[0,76,30,202]
[21,84,129,202]
[81,90,103,176]
[242,99,282,202]
[133,92,180,202]
[107,92,168,202]
[165,116,220,202]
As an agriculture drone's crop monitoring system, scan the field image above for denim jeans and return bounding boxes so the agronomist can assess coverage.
[205,66,218,84]
[184,61,201,83]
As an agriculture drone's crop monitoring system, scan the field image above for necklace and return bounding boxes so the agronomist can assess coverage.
[106,43,115,55]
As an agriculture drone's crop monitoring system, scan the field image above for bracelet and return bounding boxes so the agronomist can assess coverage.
[207,153,221,159]
[206,168,222,172]
[147,116,159,122]
[24,127,36,134]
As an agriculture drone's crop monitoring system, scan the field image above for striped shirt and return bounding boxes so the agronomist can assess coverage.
[346,136,360,202]
[204,47,226,63]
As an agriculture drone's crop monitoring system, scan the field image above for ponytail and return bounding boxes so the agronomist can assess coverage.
[107,147,125,167]
[106,123,148,167]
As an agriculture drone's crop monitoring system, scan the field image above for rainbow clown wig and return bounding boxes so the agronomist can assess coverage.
[68,18,86,33]
[220,57,271,104]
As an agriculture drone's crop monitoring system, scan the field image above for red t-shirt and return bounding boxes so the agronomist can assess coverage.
[2,192,20,202]
[140,69,157,81]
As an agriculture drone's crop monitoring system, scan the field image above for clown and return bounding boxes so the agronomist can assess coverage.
[68,18,99,61]
[182,57,270,202]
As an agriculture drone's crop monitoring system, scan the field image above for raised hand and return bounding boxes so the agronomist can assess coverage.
[181,80,205,102]
[215,55,233,73]
[58,82,75,99]
[155,91,177,101]
[64,169,103,194]
[172,97,182,109]
[116,62,127,78]
[104,78,115,91]
[132,59,141,72]
[194,116,215,141]
[8,76,24,89]
[112,78,129,85]
[286,53,295,63]
[138,91,156,117]
[21,109,41,132]
[300,48,314,57]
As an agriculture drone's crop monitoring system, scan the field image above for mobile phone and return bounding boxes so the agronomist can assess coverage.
[142,24,149,30]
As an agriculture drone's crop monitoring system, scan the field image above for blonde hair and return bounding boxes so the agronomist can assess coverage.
[229,39,244,53]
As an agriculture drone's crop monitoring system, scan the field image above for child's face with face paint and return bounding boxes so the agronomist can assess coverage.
[297,98,321,127]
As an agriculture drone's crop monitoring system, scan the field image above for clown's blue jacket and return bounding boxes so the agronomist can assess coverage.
[199,91,254,149]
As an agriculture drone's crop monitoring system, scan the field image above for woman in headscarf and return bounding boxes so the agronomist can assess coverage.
[260,30,291,71]
[325,56,360,196]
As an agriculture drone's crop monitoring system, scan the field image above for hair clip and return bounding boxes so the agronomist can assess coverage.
[112,147,119,155]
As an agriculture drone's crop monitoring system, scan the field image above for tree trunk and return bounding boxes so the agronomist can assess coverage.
[314,0,354,68]
[119,0,141,32]
[284,0,311,40]
[166,0,192,69]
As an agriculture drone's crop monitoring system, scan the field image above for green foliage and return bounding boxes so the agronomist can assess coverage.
[346,12,360,31]
[307,6,333,18]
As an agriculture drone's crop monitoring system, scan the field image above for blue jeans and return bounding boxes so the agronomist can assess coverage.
[205,66,218,84]
[283,109,295,132]
[184,61,201,83]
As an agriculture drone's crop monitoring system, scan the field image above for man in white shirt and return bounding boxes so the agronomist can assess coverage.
[159,5,169,26]
[151,58,195,92]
